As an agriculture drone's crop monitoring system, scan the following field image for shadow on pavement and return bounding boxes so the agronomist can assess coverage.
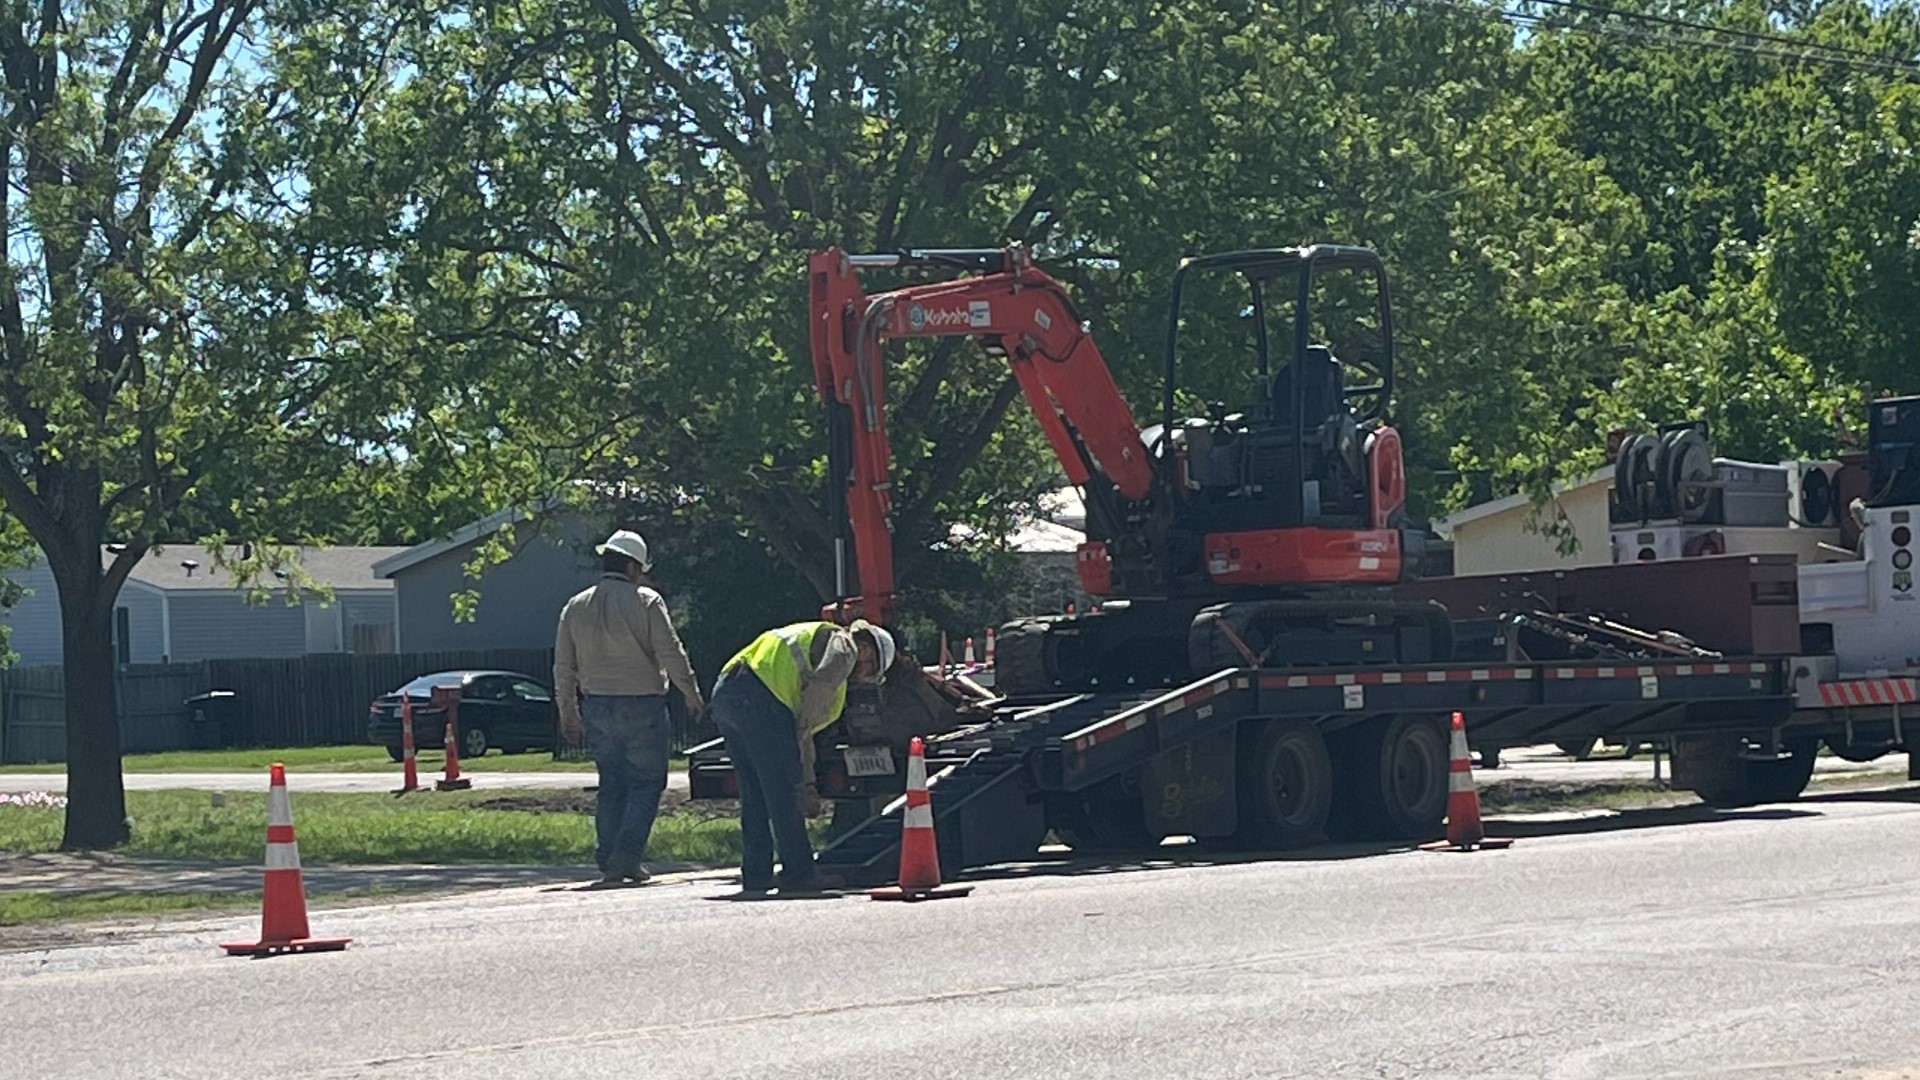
[940,797,1876,887]
[1795,783,1920,805]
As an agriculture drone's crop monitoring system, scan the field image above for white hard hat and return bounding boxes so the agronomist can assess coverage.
[849,620,895,676]
[594,529,651,571]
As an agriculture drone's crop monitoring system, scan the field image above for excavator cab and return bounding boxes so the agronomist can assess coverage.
[1157,245,1400,545]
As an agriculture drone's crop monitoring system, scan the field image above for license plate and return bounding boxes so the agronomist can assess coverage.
[842,745,895,777]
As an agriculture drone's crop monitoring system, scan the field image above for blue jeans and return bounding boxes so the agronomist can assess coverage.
[582,694,671,872]
[710,668,817,890]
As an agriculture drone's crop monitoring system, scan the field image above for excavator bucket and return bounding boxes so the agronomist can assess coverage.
[838,650,991,752]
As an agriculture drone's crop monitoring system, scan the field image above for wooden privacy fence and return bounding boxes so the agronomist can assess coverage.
[1,649,718,763]
[207,649,556,746]
[0,663,208,764]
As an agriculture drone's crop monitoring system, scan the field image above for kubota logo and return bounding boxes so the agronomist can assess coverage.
[907,301,991,331]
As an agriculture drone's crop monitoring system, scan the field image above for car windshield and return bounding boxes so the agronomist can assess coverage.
[394,673,465,696]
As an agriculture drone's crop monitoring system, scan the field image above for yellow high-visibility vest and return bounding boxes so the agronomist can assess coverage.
[727,621,847,733]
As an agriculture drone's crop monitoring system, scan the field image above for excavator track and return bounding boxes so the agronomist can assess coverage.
[1187,597,1454,673]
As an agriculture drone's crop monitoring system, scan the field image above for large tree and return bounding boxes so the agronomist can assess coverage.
[0,0,511,847]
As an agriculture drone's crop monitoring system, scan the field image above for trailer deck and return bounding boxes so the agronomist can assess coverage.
[688,654,1835,885]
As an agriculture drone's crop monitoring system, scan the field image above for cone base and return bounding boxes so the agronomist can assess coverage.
[220,935,351,957]
[434,778,472,791]
[867,884,974,902]
[1419,837,1514,853]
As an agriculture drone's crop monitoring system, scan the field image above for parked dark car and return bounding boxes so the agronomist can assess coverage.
[366,670,558,760]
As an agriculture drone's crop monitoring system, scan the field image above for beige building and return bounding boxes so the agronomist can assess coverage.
[1434,467,1615,576]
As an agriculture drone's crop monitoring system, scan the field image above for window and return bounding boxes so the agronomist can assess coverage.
[114,607,131,665]
[466,676,511,701]
[513,680,553,704]
[397,673,464,696]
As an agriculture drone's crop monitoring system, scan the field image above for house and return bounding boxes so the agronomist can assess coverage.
[1,545,406,666]
[373,507,601,653]
[1431,467,1615,577]
[994,487,1096,614]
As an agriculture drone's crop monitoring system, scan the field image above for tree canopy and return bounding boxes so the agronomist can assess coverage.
[6,0,1920,846]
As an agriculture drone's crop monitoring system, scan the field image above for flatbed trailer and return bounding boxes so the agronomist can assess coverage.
[687,655,1915,885]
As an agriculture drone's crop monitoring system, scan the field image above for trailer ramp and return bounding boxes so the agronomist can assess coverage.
[815,689,1167,883]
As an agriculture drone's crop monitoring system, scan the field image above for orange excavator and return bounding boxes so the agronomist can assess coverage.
[809,244,1450,696]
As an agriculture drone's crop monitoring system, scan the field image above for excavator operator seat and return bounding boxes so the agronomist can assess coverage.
[1268,345,1346,428]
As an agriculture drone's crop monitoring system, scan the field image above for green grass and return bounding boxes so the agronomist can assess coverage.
[0,745,688,774]
[0,788,771,866]
[0,886,420,927]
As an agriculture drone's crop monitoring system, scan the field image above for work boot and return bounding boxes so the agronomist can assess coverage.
[603,853,647,884]
[777,870,844,895]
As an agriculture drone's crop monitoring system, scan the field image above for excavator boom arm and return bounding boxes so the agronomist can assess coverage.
[809,246,1152,625]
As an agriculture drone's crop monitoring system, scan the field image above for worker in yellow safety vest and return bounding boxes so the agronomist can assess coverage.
[708,619,895,895]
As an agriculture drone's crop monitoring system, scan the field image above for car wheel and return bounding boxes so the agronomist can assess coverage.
[460,725,490,759]
[385,745,405,763]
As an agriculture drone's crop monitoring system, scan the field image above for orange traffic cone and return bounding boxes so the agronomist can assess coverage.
[1421,712,1512,853]
[984,627,996,667]
[392,697,420,796]
[221,764,351,957]
[963,636,976,666]
[869,737,972,901]
[434,687,471,791]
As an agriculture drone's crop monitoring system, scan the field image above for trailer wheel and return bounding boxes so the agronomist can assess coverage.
[1557,737,1599,761]
[1328,715,1447,840]
[1053,777,1159,855]
[1233,720,1333,850]
[1823,735,1893,763]
[1674,734,1819,808]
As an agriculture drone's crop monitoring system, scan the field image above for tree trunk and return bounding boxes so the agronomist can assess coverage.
[56,559,128,850]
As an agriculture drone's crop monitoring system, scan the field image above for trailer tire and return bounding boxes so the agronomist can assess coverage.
[1372,715,1449,839]
[1232,720,1333,850]
[1328,715,1447,840]
[1823,735,1893,763]
[1675,734,1819,808]
[1557,737,1599,761]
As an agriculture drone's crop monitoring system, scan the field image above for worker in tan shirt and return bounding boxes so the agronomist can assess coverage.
[555,530,704,884]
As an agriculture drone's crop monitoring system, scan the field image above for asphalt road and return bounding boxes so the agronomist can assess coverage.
[7,788,1920,1078]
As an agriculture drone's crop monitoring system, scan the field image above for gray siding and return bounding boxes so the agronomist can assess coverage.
[394,513,599,652]
[118,587,166,664]
[303,601,343,653]
[0,559,166,665]
[2,558,64,665]
[341,591,396,653]
[165,592,309,662]
[342,591,394,627]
